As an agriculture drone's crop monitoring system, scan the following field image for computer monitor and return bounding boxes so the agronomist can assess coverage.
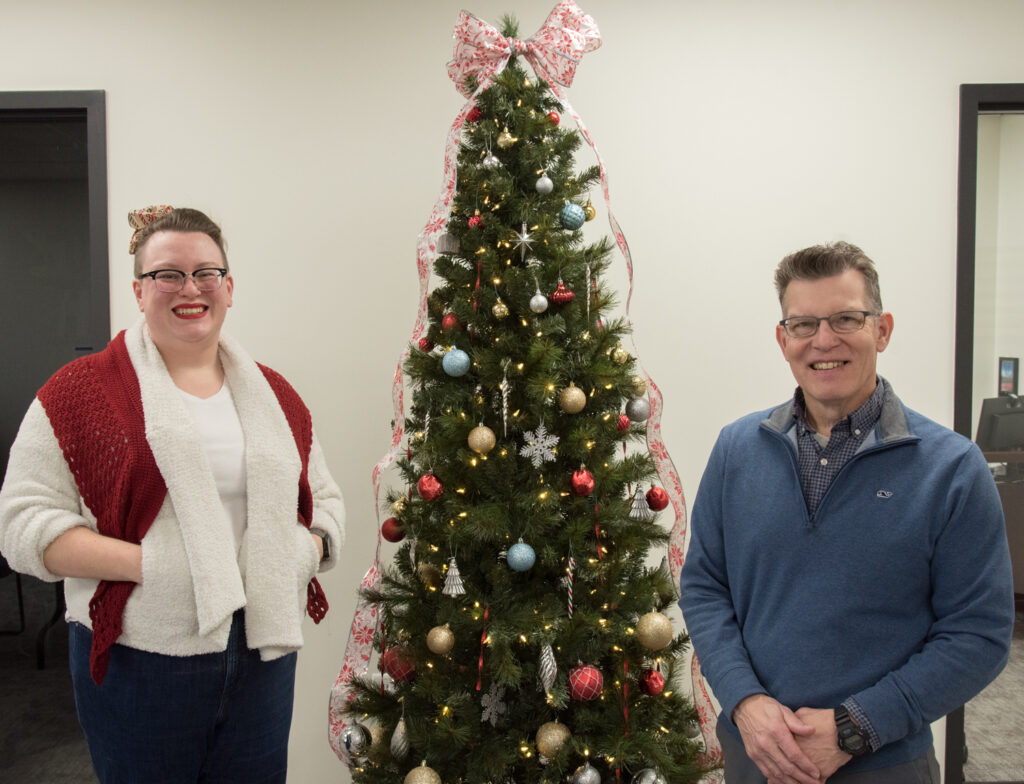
[975,395,1024,452]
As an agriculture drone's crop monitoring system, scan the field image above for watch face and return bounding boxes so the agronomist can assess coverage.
[840,730,867,754]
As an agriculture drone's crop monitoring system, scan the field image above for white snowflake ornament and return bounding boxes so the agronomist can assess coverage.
[519,422,559,468]
[481,683,507,726]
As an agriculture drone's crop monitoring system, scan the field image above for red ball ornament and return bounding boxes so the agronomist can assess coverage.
[418,337,433,352]
[381,517,405,543]
[417,473,443,501]
[568,664,603,700]
[468,213,483,229]
[381,646,416,682]
[645,486,670,512]
[570,467,595,497]
[550,280,575,305]
[617,414,631,432]
[441,312,461,332]
[467,106,482,122]
[639,668,666,696]
[547,110,560,125]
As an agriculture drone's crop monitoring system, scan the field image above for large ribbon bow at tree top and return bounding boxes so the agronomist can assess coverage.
[447,0,601,99]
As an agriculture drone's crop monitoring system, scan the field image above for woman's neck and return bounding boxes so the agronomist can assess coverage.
[156,340,224,399]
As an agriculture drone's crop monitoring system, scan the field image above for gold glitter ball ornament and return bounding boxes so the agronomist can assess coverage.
[492,299,510,319]
[417,562,443,589]
[404,763,442,784]
[584,198,596,221]
[559,383,587,414]
[370,723,386,749]
[630,375,647,397]
[391,498,407,515]
[497,128,516,148]
[468,424,497,454]
[611,343,631,365]
[426,624,455,655]
[636,611,674,650]
[535,721,572,758]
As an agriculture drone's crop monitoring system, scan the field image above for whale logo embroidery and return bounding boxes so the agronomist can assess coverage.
[876,490,893,499]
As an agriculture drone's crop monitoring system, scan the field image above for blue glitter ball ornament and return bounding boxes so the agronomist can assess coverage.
[442,348,471,377]
[507,540,536,572]
[560,202,586,230]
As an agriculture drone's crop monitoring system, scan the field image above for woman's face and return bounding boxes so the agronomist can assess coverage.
[132,231,233,353]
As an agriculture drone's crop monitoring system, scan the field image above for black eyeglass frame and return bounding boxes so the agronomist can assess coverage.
[778,310,879,338]
[137,267,229,292]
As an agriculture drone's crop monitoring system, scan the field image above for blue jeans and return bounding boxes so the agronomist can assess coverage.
[69,611,296,784]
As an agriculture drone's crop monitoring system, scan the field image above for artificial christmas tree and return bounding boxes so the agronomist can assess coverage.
[331,4,716,782]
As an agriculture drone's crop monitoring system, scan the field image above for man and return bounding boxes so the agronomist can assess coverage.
[679,242,1014,783]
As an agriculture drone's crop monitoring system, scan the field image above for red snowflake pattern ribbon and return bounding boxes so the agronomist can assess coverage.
[329,1,718,769]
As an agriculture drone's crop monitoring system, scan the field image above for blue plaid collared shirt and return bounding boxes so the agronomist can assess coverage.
[793,381,885,518]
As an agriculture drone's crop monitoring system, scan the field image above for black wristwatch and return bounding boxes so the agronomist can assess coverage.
[834,706,870,756]
[312,529,330,562]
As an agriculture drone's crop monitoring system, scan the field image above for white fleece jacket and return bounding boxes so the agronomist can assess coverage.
[0,320,345,660]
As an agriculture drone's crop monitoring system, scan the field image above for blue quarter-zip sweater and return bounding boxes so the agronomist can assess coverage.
[680,380,1014,773]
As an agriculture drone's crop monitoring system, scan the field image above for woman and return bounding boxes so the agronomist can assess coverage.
[0,206,345,783]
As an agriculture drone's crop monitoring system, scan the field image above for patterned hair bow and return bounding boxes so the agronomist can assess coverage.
[127,204,174,253]
[447,0,601,99]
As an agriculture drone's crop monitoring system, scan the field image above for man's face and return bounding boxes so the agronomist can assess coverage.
[775,269,893,426]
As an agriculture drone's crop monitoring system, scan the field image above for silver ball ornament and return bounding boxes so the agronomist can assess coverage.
[482,150,501,169]
[535,174,554,195]
[343,723,371,756]
[625,397,651,422]
[632,770,667,784]
[530,292,549,313]
[572,762,601,784]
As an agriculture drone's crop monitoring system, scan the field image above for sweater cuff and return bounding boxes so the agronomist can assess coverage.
[842,697,882,752]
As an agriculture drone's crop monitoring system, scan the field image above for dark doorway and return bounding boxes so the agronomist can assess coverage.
[0,90,109,477]
[0,90,108,782]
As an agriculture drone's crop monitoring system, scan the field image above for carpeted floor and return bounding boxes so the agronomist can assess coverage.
[0,571,96,784]
[2,573,1022,783]
[963,610,1024,783]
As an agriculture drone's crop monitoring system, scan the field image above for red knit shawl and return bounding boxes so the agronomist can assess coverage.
[37,330,328,685]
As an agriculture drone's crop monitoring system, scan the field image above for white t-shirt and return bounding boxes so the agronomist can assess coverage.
[178,383,247,555]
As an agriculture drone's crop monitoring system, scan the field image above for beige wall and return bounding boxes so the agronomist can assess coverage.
[4,1,1024,781]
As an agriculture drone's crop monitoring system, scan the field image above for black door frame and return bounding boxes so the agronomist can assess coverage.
[0,90,109,350]
[951,81,1024,784]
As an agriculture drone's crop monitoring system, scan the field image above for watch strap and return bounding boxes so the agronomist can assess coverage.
[311,529,330,562]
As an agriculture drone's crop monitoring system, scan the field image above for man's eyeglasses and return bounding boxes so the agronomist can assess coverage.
[137,268,228,293]
[779,310,877,338]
